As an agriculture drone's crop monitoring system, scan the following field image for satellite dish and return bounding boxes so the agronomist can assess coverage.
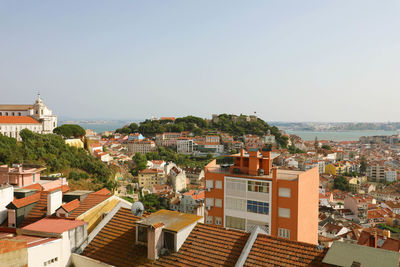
[131,201,144,216]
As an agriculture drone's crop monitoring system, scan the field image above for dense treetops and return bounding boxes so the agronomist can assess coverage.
[116,114,288,148]
[53,124,86,138]
[0,129,112,185]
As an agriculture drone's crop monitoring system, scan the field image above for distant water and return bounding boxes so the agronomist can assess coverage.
[63,122,127,133]
[288,130,399,141]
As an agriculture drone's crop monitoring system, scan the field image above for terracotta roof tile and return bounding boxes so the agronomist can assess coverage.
[148,224,250,267]
[68,193,111,219]
[60,199,80,213]
[19,192,50,227]
[0,116,40,124]
[22,183,43,191]
[243,234,327,267]
[10,192,41,208]
[81,208,147,266]
[92,188,111,195]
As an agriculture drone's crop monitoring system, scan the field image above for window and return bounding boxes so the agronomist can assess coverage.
[248,181,269,193]
[164,231,175,251]
[226,197,246,211]
[215,198,222,208]
[279,188,291,198]
[278,228,290,239]
[206,180,214,189]
[278,208,290,218]
[247,200,269,215]
[225,216,245,230]
[215,180,222,189]
[215,216,222,225]
[206,216,213,224]
[137,226,148,243]
[206,198,214,207]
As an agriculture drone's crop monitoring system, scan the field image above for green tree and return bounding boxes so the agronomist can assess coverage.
[132,153,147,175]
[321,144,331,150]
[53,124,85,138]
[360,156,367,174]
[334,176,350,191]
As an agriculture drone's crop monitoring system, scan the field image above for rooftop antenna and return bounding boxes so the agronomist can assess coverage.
[131,201,144,216]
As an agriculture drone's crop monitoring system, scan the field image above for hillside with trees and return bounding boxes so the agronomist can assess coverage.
[53,124,86,138]
[116,114,288,148]
[0,129,114,190]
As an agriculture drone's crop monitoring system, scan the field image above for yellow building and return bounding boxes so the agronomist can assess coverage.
[65,138,84,149]
[325,163,344,176]
[138,169,166,189]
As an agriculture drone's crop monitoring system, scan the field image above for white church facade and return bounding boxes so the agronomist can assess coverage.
[0,94,57,140]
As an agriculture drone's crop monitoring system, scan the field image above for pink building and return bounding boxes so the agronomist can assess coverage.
[0,165,43,187]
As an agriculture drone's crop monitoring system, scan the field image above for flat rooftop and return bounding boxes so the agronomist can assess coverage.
[137,209,203,232]
[63,190,93,196]
[207,165,306,181]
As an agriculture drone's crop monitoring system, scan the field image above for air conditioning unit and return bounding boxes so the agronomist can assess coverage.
[206,188,211,192]
[206,205,211,210]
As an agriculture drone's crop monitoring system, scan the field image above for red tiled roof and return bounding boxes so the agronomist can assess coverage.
[22,218,85,234]
[243,234,328,266]
[0,239,27,253]
[22,183,43,191]
[20,191,50,227]
[0,116,40,124]
[81,207,147,266]
[60,199,80,213]
[92,188,111,196]
[148,224,250,267]
[139,169,163,174]
[68,193,111,219]
[11,192,41,208]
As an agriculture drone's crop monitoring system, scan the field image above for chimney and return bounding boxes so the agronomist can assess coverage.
[248,149,259,176]
[261,150,272,175]
[147,222,165,260]
[47,189,62,216]
[369,229,377,248]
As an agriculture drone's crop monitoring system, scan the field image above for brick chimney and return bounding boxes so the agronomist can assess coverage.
[369,229,378,248]
[47,189,62,216]
[248,149,259,176]
[261,150,272,175]
[147,222,165,260]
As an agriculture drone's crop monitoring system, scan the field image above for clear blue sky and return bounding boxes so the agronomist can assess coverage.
[1,1,399,122]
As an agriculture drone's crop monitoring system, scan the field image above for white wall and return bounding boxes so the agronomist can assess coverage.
[28,239,63,267]
[71,253,113,267]
[0,185,13,224]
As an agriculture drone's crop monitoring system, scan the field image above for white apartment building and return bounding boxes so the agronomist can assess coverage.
[177,137,196,154]
[124,139,157,154]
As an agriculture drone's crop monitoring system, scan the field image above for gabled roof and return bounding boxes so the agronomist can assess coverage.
[7,192,41,209]
[58,199,80,213]
[0,116,40,124]
[81,207,147,266]
[148,224,250,267]
[92,188,111,196]
[67,193,111,219]
[19,191,50,227]
[243,234,327,266]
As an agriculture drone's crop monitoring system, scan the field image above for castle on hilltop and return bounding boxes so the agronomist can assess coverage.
[0,94,58,140]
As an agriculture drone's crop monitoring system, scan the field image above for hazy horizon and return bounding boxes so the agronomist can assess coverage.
[1,1,400,122]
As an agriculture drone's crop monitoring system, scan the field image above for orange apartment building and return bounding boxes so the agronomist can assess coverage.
[204,148,319,244]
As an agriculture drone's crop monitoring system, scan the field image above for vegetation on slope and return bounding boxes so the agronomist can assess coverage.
[0,129,114,189]
[116,114,288,148]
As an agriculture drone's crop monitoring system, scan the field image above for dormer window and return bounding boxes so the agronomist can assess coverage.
[138,226,148,243]
[164,231,175,251]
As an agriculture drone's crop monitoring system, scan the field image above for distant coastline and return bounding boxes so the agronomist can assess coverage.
[287,130,398,142]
